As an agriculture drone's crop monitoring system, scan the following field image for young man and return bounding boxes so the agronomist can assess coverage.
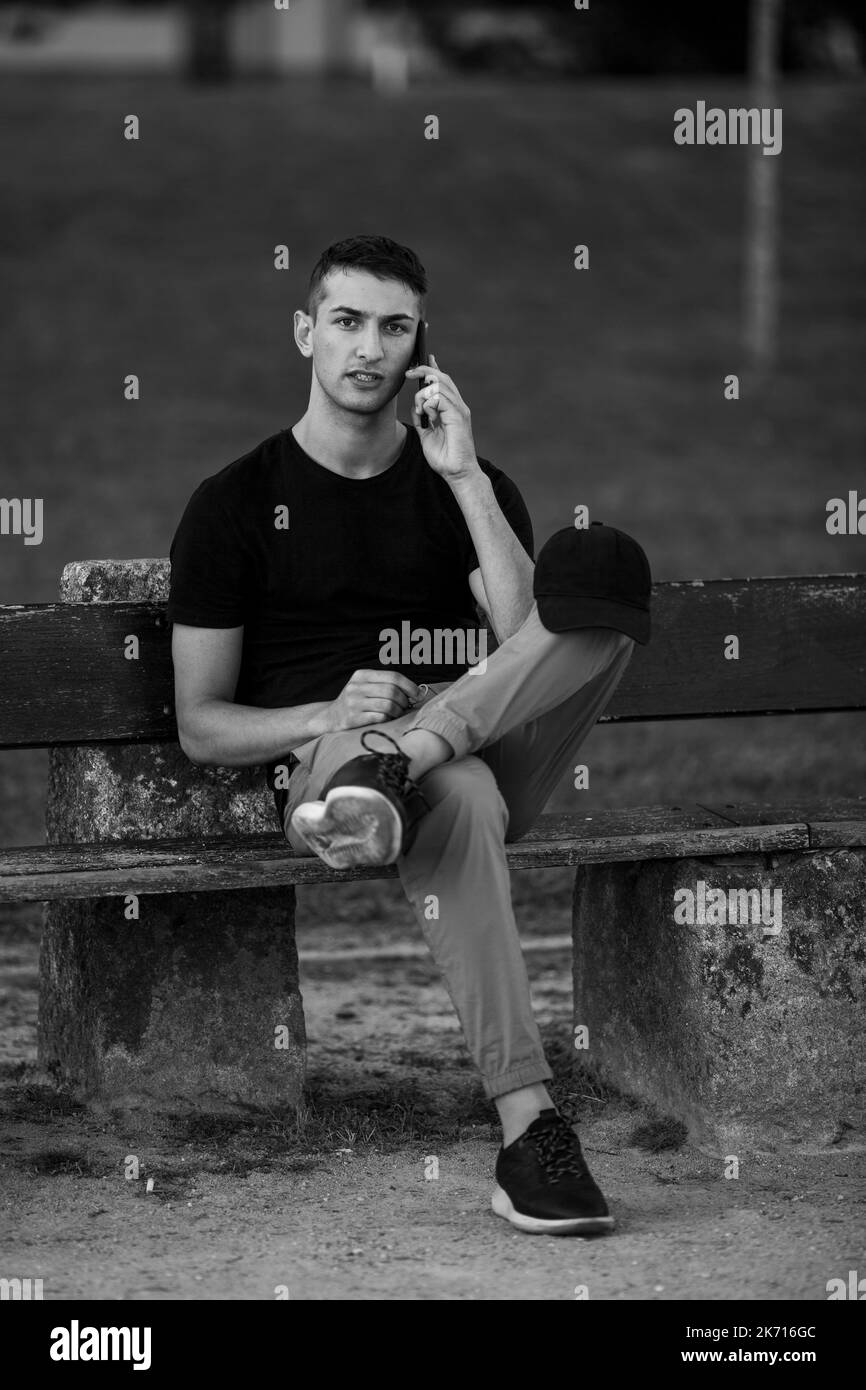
[167,234,651,1236]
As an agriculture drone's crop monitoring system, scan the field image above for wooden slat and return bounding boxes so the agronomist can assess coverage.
[810,821,866,848]
[0,808,825,904]
[2,574,865,747]
[0,806,727,881]
[0,807,751,883]
[699,797,866,826]
[517,804,731,839]
[503,823,808,871]
[0,603,173,747]
[701,799,866,852]
[600,574,866,724]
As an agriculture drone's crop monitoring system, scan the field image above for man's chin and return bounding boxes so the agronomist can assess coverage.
[339,382,401,414]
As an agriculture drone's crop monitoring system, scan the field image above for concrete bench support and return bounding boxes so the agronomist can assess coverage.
[573,849,866,1151]
[38,559,306,1113]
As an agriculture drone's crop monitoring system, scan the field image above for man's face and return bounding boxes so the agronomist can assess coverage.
[305,269,422,416]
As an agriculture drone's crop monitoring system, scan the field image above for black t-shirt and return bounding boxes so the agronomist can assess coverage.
[167,425,534,789]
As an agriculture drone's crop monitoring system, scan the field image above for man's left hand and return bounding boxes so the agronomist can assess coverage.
[405,354,480,485]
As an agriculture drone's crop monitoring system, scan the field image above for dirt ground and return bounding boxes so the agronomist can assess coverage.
[1,874,864,1302]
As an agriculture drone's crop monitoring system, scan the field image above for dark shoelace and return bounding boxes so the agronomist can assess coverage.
[529,1120,591,1184]
[359,729,432,814]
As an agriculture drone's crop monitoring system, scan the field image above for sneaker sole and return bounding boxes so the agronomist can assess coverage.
[491,1184,615,1236]
[290,786,403,868]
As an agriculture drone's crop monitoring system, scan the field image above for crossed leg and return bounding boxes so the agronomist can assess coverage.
[276,602,635,1138]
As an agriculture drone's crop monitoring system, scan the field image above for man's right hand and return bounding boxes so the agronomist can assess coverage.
[318,669,423,733]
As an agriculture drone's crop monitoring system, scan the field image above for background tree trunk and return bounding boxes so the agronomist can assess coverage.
[184,0,236,84]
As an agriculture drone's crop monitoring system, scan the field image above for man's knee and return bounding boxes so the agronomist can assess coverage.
[421,754,509,829]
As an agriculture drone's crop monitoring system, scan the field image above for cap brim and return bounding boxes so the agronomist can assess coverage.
[536,595,651,645]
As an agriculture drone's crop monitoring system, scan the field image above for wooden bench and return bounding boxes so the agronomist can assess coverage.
[2,560,865,1147]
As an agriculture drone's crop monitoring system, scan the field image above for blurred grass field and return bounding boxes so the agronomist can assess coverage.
[1,73,865,863]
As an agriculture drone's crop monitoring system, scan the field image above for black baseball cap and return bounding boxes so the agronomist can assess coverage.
[533,522,652,645]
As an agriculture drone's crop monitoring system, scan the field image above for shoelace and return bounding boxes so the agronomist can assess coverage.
[359,730,433,814]
[529,1120,590,1184]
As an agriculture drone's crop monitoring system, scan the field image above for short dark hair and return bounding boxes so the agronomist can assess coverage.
[305,235,428,319]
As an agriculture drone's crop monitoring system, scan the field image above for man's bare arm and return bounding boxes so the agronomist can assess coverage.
[404,355,534,643]
[452,472,535,643]
[172,624,330,767]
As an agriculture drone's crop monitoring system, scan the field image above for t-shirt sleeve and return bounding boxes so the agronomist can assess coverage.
[465,464,535,575]
[166,480,249,628]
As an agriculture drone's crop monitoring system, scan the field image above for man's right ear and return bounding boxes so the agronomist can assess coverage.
[294,309,314,358]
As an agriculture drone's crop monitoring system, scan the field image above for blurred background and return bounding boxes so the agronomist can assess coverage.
[1,0,865,857]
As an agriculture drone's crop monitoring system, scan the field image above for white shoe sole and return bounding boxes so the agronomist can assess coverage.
[491,1184,615,1236]
[290,785,403,868]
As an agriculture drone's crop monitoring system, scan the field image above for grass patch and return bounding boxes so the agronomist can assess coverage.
[166,1111,278,1145]
[17,1147,109,1178]
[2,1084,88,1124]
[629,1116,689,1152]
[267,1074,497,1153]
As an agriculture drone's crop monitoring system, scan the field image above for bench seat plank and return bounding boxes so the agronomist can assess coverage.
[0,806,827,902]
[699,797,866,825]
[700,799,866,852]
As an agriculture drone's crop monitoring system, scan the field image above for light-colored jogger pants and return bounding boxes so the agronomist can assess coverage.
[277,601,635,1100]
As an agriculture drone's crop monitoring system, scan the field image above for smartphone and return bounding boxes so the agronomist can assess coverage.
[412,319,430,428]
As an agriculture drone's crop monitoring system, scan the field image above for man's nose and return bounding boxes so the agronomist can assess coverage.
[357,328,385,362]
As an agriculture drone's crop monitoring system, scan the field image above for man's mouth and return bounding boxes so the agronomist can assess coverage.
[346,371,383,385]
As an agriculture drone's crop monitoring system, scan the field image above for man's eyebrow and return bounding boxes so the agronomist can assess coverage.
[328,306,416,322]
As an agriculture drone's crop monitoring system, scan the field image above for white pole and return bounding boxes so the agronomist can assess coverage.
[744,0,783,371]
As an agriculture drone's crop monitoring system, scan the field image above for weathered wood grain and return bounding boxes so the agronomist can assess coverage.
[2,574,865,746]
[700,798,866,827]
[809,821,866,848]
[0,810,823,902]
[701,799,866,850]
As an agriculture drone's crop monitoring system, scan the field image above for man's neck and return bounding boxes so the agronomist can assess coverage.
[292,398,407,480]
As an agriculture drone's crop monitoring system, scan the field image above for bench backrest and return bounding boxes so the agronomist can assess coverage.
[2,571,865,749]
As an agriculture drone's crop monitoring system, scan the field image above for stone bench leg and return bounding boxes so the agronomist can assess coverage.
[572,849,866,1151]
[37,559,306,1113]
[40,886,305,1112]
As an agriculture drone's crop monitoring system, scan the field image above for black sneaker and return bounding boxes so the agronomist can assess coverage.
[290,730,433,869]
[492,1108,614,1236]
